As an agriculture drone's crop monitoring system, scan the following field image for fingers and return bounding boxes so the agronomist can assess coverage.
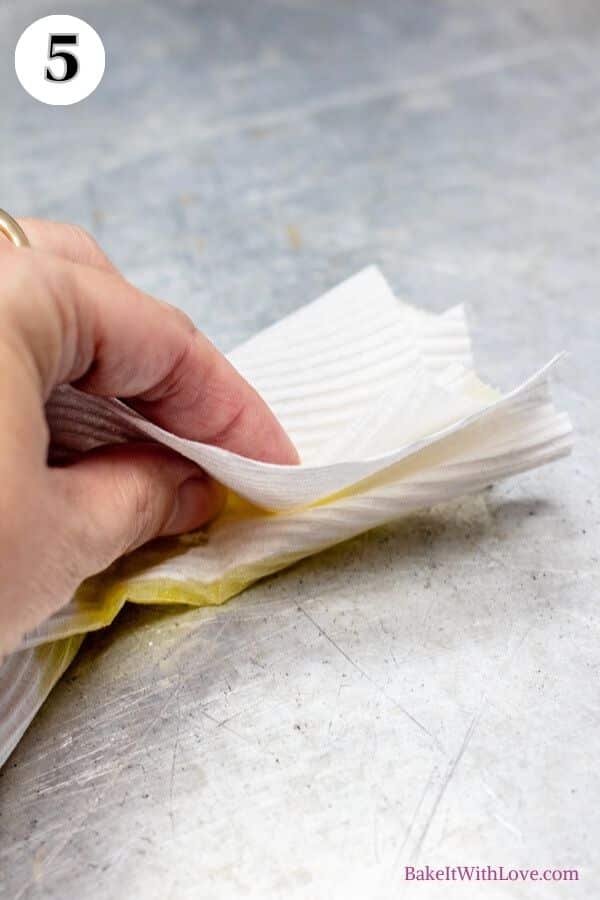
[129,339,300,463]
[17,217,117,272]
[0,218,299,658]
[1,243,298,464]
[0,446,224,652]
[50,444,224,569]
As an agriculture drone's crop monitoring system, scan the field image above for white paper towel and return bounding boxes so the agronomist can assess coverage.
[0,266,572,766]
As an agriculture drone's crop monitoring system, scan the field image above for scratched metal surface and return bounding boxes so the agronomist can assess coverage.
[0,1,599,898]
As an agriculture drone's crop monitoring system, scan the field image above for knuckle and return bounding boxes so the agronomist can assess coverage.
[166,303,197,336]
[120,464,163,549]
[60,221,111,269]
[65,222,96,249]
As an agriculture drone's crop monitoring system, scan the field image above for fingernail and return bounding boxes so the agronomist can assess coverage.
[164,476,225,536]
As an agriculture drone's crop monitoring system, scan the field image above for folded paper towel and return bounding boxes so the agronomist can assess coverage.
[0,267,573,765]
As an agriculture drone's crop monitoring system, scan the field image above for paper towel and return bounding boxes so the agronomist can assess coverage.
[0,267,572,766]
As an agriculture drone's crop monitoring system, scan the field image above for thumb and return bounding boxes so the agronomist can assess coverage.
[49,444,224,573]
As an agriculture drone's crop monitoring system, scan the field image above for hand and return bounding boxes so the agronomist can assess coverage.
[0,219,298,657]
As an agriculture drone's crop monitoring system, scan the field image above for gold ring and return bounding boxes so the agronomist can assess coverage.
[0,209,30,248]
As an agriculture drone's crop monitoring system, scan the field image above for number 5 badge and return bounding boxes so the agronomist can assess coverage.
[15,15,105,106]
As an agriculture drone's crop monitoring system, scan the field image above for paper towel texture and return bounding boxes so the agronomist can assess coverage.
[0,267,572,765]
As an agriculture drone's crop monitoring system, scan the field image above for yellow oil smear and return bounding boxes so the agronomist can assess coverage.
[71,493,290,636]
